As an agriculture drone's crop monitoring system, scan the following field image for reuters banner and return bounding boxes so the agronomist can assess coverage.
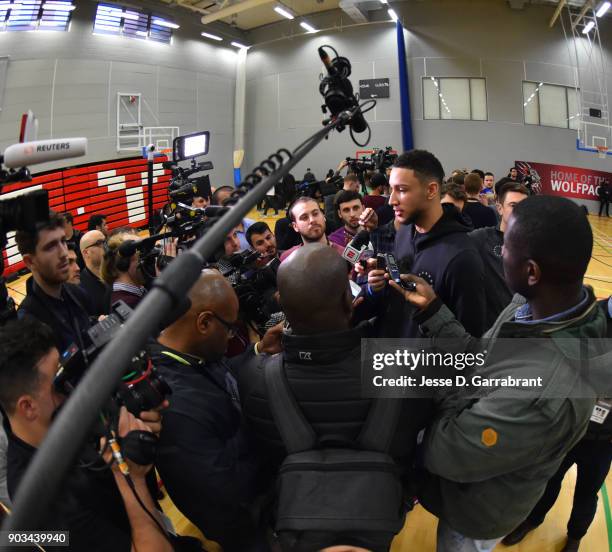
[515,160,608,201]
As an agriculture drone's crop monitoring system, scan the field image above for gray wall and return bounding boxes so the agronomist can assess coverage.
[244,0,612,212]
[0,0,238,187]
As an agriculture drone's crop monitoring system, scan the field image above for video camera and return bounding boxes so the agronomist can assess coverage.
[154,131,220,241]
[117,231,178,286]
[345,147,397,176]
[371,146,398,172]
[217,250,282,333]
[54,300,171,419]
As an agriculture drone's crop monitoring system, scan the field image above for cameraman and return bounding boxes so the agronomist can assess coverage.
[101,233,148,309]
[0,318,171,552]
[16,211,93,352]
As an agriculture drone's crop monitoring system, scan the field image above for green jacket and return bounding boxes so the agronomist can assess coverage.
[413,288,608,539]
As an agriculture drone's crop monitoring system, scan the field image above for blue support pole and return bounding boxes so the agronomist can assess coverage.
[396,20,414,152]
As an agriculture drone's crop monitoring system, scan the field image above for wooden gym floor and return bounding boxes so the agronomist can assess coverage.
[5,211,612,551]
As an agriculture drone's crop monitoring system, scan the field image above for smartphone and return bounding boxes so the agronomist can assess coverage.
[383,253,417,292]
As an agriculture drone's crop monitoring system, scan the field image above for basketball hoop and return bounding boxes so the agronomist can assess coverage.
[596,145,608,159]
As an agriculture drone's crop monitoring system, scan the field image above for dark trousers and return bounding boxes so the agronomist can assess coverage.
[599,199,610,216]
[262,195,279,215]
[527,439,612,539]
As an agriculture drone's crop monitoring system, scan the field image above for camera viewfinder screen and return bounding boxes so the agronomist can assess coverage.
[184,134,208,158]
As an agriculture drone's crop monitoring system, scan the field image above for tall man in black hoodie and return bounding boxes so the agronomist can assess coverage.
[359,149,486,338]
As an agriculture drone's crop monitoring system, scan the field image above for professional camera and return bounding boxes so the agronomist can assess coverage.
[371,146,397,172]
[117,231,177,286]
[319,173,344,197]
[345,156,375,174]
[54,300,171,416]
[217,251,282,333]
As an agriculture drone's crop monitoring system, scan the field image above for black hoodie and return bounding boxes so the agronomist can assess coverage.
[362,204,486,338]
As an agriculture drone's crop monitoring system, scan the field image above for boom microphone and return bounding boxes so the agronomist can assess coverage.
[3,138,87,169]
[318,46,368,134]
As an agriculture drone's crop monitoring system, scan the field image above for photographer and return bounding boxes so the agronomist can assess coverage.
[152,270,281,552]
[1,318,172,552]
[16,211,93,352]
[388,195,606,552]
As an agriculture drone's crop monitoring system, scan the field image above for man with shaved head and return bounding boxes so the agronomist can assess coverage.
[79,229,111,315]
[152,270,279,552]
[238,244,432,550]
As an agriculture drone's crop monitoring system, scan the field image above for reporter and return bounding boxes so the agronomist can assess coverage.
[388,196,606,552]
[0,318,171,552]
[101,233,147,309]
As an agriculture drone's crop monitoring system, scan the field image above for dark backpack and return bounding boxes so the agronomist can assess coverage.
[265,355,407,552]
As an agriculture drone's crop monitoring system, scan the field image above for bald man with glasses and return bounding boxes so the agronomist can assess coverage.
[79,230,111,316]
[151,270,282,552]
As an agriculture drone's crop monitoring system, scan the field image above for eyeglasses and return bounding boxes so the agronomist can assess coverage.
[84,239,106,250]
[211,312,238,338]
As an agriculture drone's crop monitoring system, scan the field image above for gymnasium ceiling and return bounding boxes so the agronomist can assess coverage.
[156,0,594,33]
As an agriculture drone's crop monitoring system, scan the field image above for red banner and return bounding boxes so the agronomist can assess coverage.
[1,156,171,277]
[515,161,608,201]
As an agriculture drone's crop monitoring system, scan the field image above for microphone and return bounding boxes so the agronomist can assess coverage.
[342,230,370,263]
[318,46,368,134]
[3,138,87,169]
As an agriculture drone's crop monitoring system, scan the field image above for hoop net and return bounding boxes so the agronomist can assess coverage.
[596,145,608,159]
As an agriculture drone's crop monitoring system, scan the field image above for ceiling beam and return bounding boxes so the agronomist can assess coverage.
[571,0,593,29]
[549,0,566,27]
[200,0,276,24]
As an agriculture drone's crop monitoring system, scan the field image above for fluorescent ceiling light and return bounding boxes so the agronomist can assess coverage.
[135,30,148,36]
[231,41,249,49]
[388,8,398,22]
[379,0,388,4]
[274,6,294,19]
[201,31,222,41]
[300,21,317,33]
[596,1,611,17]
[152,18,179,29]
[121,12,140,21]
[42,2,75,10]
[583,20,595,33]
